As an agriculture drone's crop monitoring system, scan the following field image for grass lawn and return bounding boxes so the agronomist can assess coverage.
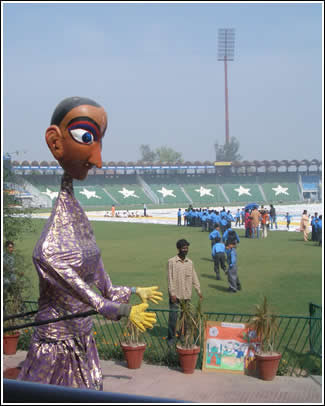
[18,219,322,317]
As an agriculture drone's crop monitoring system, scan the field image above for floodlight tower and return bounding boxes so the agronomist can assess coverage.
[218,28,235,147]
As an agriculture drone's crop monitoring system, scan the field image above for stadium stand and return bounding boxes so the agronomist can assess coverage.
[183,184,227,206]
[103,184,152,206]
[222,183,264,204]
[301,174,321,191]
[6,159,321,208]
[262,183,301,203]
[301,174,321,201]
[73,185,116,207]
[146,183,190,205]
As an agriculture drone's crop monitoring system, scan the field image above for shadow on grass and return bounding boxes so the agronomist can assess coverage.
[200,257,214,262]
[201,273,217,280]
[208,284,229,292]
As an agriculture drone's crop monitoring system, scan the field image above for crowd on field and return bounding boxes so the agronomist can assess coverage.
[176,204,322,244]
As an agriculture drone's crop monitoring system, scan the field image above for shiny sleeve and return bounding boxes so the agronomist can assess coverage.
[37,251,130,321]
[93,257,132,304]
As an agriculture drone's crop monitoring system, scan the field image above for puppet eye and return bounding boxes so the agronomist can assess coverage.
[69,128,94,145]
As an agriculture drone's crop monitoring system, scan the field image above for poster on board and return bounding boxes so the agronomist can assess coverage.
[202,320,260,374]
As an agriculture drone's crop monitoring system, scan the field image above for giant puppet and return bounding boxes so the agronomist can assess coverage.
[17,97,162,390]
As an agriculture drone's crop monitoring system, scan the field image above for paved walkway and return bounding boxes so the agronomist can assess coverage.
[3,351,322,403]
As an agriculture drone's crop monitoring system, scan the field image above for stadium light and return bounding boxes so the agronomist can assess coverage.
[218,28,235,146]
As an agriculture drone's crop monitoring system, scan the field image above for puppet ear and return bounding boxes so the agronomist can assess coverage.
[45,125,64,160]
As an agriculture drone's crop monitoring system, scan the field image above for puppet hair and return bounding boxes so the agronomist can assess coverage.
[50,96,101,126]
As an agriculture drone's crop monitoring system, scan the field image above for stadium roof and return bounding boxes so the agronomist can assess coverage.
[10,158,322,168]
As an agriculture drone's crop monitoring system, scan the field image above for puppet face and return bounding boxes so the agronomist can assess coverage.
[46,104,107,180]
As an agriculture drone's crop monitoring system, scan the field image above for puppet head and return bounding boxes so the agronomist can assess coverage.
[46,96,107,180]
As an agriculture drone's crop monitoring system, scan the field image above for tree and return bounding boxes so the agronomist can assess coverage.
[3,167,34,242]
[155,146,183,163]
[214,136,242,161]
[139,144,183,163]
[3,167,34,312]
[139,145,157,162]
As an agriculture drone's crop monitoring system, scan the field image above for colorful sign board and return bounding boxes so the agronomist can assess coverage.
[202,321,260,374]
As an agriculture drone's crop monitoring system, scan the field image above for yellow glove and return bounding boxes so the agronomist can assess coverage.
[136,286,163,304]
[129,303,157,332]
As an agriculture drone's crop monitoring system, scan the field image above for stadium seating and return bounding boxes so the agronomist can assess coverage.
[262,182,301,203]
[222,183,264,204]
[13,170,312,208]
[74,185,116,207]
[104,184,152,205]
[182,184,227,206]
[148,183,190,205]
[301,175,320,191]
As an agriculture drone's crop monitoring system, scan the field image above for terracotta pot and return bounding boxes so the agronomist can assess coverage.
[120,343,146,369]
[255,353,282,381]
[176,346,200,374]
[4,367,21,380]
[3,332,20,355]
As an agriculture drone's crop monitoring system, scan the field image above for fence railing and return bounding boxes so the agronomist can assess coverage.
[309,302,322,358]
[15,301,322,377]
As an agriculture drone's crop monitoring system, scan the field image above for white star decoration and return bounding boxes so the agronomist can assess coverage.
[272,185,289,196]
[79,188,101,199]
[234,185,251,196]
[195,186,214,197]
[42,188,59,200]
[118,187,139,199]
[157,187,176,198]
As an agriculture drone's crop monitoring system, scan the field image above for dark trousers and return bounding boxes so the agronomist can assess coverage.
[245,227,251,238]
[168,299,180,341]
[312,226,316,241]
[227,265,241,292]
[168,298,190,341]
[213,252,226,277]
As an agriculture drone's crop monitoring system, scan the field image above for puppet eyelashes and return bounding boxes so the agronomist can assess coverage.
[69,128,94,145]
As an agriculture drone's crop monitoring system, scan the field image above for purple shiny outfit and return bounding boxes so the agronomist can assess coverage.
[18,173,132,390]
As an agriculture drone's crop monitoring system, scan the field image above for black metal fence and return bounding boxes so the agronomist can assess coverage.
[309,302,322,358]
[12,301,323,377]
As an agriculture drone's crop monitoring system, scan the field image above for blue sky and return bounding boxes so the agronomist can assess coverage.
[2,2,323,164]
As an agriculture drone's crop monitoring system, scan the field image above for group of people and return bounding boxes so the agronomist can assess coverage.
[104,209,141,218]
[106,203,148,218]
[178,206,237,233]
[209,224,241,290]
[300,210,322,245]
[178,204,280,240]
[243,204,282,239]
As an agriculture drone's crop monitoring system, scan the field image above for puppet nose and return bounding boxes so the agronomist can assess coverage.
[89,142,102,168]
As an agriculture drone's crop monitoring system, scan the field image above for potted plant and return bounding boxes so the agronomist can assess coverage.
[249,296,282,381]
[3,248,31,355]
[175,299,203,374]
[3,294,22,355]
[120,319,146,369]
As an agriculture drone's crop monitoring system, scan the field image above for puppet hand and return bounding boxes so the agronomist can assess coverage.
[136,286,163,304]
[129,303,157,332]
